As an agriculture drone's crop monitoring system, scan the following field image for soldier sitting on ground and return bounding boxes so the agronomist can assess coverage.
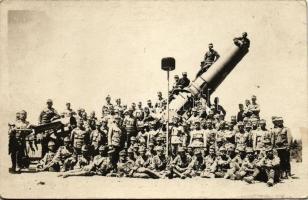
[200,146,216,178]
[167,146,192,179]
[245,146,280,187]
[211,146,231,178]
[36,141,58,172]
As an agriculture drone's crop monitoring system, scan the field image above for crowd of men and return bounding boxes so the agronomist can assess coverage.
[8,32,293,186]
[8,90,292,187]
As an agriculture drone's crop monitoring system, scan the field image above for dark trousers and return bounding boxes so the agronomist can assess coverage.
[277,149,290,173]
[10,149,24,171]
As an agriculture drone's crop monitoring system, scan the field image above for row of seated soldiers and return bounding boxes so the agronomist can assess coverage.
[37,136,281,187]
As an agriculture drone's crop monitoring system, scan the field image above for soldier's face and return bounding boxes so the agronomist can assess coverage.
[209,149,215,156]
[66,103,70,108]
[209,45,213,50]
[99,150,104,155]
[64,141,70,147]
[140,151,145,156]
[48,145,55,152]
[119,155,126,161]
[157,150,163,156]
[266,151,273,159]
[47,102,53,108]
[20,113,27,120]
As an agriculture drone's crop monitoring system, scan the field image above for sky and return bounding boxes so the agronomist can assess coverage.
[0,0,307,139]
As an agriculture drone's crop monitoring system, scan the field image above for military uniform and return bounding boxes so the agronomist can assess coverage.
[8,115,32,172]
[186,150,206,177]
[272,118,292,178]
[71,127,90,154]
[200,150,216,178]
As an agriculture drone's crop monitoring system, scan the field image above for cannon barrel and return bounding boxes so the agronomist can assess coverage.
[169,38,249,115]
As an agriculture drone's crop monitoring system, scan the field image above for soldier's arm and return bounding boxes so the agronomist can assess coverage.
[214,51,220,62]
[107,127,113,146]
[272,156,280,167]
[286,128,293,148]
[38,110,44,124]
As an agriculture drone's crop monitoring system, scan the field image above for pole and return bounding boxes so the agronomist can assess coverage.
[166,70,170,157]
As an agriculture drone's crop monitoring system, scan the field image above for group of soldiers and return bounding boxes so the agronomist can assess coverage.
[8,32,292,186]
[8,90,292,187]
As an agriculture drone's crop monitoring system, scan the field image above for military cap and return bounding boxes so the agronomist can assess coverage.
[216,137,222,142]
[147,99,152,103]
[20,110,27,114]
[116,98,121,102]
[246,147,254,154]
[263,138,271,144]
[182,72,187,76]
[209,146,215,151]
[237,122,244,126]
[99,145,106,151]
[194,120,201,124]
[127,148,134,153]
[206,119,212,123]
[194,148,202,155]
[148,142,154,146]
[81,145,89,152]
[155,146,163,152]
[227,144,235,151]
[250,117,258,122]
[157,91,162,95]
[264,146,273,152]
[245,123,252,128]
[47,99,53,103]
[139,137,146,144]
[119,150,126,156]
[214,114,220,119]
[106,95,111,99]
[108,148,115,154]
[259,119,266,124]
[174,75,179,78]
[243,117,249,122]
[48,141,56,146]
[130,136,136,141]
[101,118,108,123]
[237,145,245,152]
[64,137,71,142]
[251,95,256,99]
[139,146,146,152]
[219,147,226,152]
[114,115,121,119]
[242,32,248,36]
[177,147,185,152]
[191,107,198,112]
[276,117,283,122]
[133,143,139,148]
[271,116,277,121]
[157,135,165,141]
[96,121,102,126]
[209,43,213,46]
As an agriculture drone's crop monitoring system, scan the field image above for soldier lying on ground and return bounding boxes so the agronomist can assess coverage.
[57,147,114,178]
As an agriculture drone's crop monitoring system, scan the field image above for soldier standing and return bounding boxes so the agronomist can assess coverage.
[70,119,90,155]
[123,108,137,148]
[108,115,124,162]
[272,117,292,178]
[8,110,32,173]
[237,104,245,122]
[90,121,103,156]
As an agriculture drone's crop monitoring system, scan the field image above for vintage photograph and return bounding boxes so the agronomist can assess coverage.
[0,0,307,198]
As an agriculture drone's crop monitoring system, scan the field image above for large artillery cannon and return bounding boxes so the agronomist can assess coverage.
[169,36,250,115]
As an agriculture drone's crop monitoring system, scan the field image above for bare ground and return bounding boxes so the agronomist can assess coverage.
[1,162,307,199]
